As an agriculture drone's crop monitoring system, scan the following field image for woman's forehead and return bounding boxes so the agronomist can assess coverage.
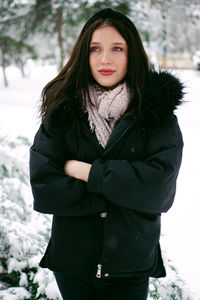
[90,26,126,44]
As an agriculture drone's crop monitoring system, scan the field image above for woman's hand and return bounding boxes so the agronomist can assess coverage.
[64,160,92,182]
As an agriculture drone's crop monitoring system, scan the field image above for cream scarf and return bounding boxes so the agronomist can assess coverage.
[86,83,130,148]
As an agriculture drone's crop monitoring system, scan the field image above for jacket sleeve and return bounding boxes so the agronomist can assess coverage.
[29,117,105,216]
[87,116,183,214]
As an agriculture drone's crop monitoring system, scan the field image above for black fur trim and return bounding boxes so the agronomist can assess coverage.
[141,70,185,129]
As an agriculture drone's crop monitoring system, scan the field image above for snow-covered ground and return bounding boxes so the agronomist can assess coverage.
[0,63,200,299]
[0,61,57,140]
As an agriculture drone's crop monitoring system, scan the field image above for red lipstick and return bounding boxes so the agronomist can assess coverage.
[98,69,116,76]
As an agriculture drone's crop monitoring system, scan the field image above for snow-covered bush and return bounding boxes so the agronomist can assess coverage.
[148,254,193,299]
[0,134,194,299]
[0,135,61,299]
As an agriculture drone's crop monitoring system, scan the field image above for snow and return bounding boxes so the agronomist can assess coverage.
[0,287,31,300]
[0,60,57,140]
[0,63,200,299]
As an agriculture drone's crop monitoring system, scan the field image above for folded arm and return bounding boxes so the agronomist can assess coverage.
[87,116,183,214]
[29,118,105,216]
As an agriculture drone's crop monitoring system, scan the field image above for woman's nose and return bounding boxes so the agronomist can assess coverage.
[100,51,111,63]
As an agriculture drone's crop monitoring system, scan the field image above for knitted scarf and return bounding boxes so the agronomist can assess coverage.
[86,83,130,148]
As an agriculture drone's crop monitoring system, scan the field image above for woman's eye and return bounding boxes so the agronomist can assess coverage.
[90,47,99,52]
[113,47,123,51]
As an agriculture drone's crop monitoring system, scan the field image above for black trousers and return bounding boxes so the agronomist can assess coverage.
[54,272,149,300]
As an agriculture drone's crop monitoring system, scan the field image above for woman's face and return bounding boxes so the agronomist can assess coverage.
[89,25,128,89]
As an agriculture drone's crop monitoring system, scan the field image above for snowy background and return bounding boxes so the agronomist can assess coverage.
[161,69,200,298]
[0,62,200,299]
[161,69,200,297]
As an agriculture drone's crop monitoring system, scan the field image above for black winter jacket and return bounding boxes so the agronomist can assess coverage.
[30,71,184,279]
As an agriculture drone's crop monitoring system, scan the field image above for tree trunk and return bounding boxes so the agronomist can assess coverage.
[56,7,64,71]
[2,65,8,87]
[1,50,8,87]
[19,60,25,78]
[161,11,167,68]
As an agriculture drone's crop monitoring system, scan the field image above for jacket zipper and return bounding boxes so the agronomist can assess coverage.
[95,207,110,279]
[96,264,102,278]
[84,117,138,279]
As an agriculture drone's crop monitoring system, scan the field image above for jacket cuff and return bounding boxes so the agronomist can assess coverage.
[87,159,104,194]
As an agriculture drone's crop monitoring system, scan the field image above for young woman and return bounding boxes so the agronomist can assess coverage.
[30,8,184,300]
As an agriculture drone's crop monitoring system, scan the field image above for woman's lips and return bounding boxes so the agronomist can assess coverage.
[98,69,116,76]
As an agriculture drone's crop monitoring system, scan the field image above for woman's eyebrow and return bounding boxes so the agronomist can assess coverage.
[90,41,125,45]
[112,42,126,45]
[90,42,101,44]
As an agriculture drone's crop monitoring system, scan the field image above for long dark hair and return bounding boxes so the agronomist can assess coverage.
[41,10,150,124]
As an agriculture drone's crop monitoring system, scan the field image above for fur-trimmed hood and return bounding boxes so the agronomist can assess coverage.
[141,70,184,129]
